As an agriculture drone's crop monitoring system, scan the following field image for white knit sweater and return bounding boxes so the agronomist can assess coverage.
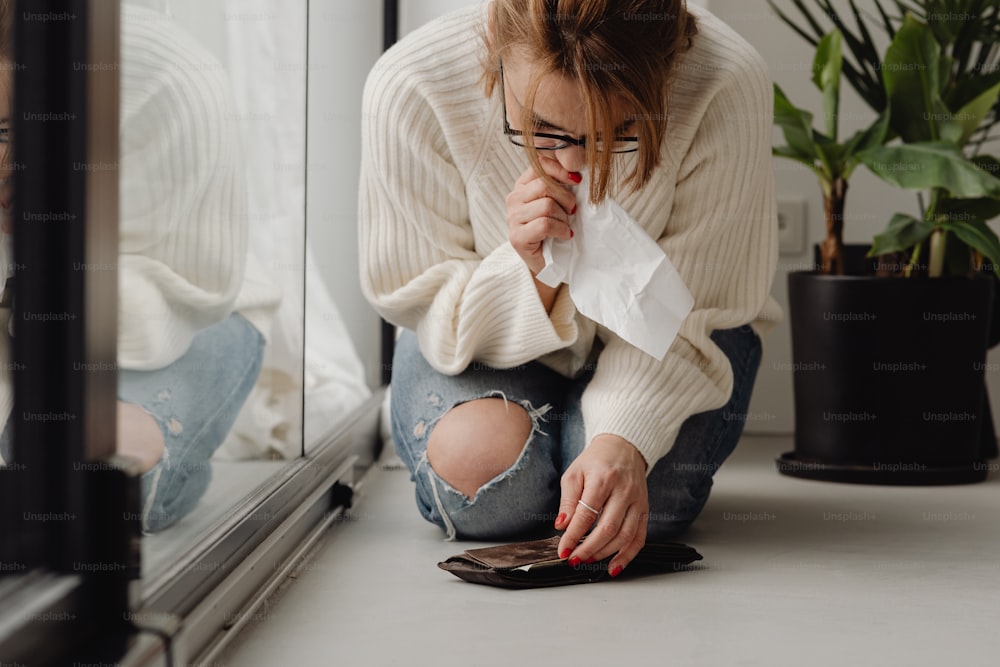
[116,5,279,370]
[359,3,782,467]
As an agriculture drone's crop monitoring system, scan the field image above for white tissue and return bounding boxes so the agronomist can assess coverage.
[534,177,693,360]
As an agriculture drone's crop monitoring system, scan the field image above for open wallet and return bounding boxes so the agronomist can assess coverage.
[437,535,703,589]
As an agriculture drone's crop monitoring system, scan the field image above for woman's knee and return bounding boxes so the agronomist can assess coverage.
[426,397,532,498]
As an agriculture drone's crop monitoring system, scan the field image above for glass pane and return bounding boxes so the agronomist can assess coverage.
[115,0,306,581]
[303,1,382,453]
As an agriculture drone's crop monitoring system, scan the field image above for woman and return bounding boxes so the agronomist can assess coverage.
[360,0,780,576]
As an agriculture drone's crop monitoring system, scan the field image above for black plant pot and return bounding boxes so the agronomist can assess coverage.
[778,263,996,485]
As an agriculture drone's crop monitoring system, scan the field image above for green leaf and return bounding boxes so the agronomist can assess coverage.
[812,30,843,140]
[773,83,819,161]
[816,0,886,109]
[943,219,1000,273]
[773,146,825,179]
[936,197,1000,223]
[858,142,1000,198]
[842,111,891,166]
[882,14,961,143]
[868,213,935,256]
[954,80,1000,145]
[814,130,843,170]
[947,71,1000,119]
[971,155,1000,180]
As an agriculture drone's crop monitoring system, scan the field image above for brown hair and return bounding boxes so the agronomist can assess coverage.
[481,0,697,203]
[0,0,10,60]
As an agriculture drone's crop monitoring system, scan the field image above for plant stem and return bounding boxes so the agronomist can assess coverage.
[926,187,945,278]
[905,241,922,278]
[928,228,947,277]
[820,177,848,274]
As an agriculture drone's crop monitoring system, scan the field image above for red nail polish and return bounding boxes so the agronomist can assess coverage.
[569,557,582,567]
[555,513,566,526]
[570,229,575,238]
[570,204,577,215]
[609,565,623,577]
[559,549,571,559]
[568,171,583,183]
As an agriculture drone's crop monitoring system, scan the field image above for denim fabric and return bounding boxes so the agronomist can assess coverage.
[0,312,265,534]
[126,312,265,533]
[390,325,762,541]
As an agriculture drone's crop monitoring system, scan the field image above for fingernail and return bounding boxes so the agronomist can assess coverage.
[569,557,582,567]
[559,549,571,559]
[569,229,575,238]
[555,513,566,526]
[568,171,582,183]
[570,204,577,215]
[609,565,624,578]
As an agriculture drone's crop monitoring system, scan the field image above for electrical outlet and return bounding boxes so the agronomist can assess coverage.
[777,198,807,255]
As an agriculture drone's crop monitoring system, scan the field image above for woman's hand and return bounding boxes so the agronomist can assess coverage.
[505,155,580,275]
[554,434,649,577]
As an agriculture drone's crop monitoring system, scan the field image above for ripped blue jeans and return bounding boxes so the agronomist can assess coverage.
[390,325,762,542]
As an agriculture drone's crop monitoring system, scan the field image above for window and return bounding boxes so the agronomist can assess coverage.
[0,2,389,664]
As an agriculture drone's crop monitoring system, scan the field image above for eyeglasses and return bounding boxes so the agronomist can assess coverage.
[499,59,638,154]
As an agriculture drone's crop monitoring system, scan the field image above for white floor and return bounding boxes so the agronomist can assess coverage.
[219,435,1000,667]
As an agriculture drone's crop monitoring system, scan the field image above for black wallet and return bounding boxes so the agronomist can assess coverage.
[438,535,703,588]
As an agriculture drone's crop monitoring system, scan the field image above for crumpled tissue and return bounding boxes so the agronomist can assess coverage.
[534,177,693,360]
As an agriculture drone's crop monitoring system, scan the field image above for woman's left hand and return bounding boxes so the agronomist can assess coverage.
[554,434,649,577]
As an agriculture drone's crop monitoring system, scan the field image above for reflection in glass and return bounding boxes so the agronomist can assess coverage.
[107,0,306,582]
[113,2,282,546]
[123,0,369,582]
[1,0,375,588]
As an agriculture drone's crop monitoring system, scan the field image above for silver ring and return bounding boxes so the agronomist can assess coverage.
[577,499,601,514]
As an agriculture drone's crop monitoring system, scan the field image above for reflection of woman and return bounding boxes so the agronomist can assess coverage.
[0,1,279,533]
[360,1,781,575]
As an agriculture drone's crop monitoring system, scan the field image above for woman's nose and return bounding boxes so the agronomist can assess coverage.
[553,144,587,174]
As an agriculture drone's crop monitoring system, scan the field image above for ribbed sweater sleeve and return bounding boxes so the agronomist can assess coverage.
[358,21,578,376]
[117,8,250,370]
[582,31,779,467]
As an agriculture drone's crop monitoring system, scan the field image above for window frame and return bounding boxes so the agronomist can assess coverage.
[0,0,129,663]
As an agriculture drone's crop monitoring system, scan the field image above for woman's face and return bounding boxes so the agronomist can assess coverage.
[500,51,635,175]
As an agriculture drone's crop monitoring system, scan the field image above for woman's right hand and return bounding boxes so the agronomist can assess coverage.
[505,156,581,275]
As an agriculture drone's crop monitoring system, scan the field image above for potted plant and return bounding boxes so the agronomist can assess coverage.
[770,0,1000,484]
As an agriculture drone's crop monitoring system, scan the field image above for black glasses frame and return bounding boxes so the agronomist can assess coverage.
[498,59,638,154]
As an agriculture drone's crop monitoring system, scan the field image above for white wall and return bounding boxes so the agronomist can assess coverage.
[401,0,706,29]
[309,2,385,389]
[400,0,481,31]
